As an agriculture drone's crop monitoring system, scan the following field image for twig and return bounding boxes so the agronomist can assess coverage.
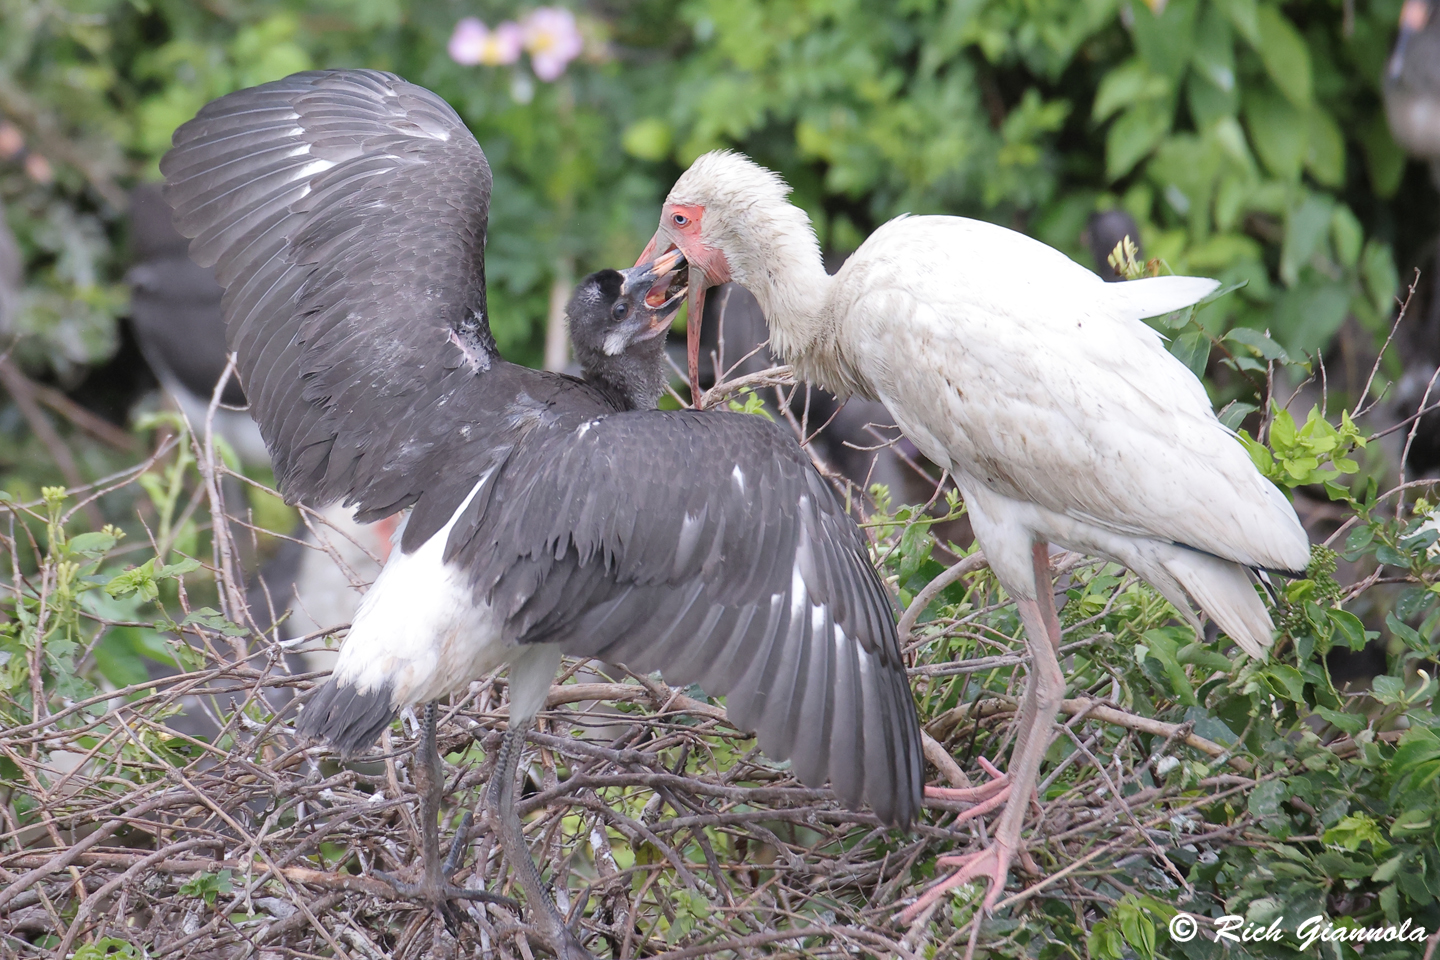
[698,364,795,408]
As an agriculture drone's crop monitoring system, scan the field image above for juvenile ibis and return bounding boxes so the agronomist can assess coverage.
[161,72,922,956]
[639,151,1311,916]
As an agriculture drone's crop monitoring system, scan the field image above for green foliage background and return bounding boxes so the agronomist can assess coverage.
[1,0,1435,389]
[4,1,1440,958]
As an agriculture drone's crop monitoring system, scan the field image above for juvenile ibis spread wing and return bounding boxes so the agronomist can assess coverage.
[450,409,920,818]
[163,69,510,535]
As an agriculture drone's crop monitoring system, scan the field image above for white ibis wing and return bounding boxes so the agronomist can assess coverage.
[838,216,1309,575]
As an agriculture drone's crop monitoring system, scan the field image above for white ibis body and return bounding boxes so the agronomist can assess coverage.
[639,151,1312,915]
[161,73,922,955]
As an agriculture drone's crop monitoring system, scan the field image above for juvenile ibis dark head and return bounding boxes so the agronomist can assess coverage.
[567,250,686,411]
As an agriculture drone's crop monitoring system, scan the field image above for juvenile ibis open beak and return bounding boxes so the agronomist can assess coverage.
[615,250,688,346]
[636,233,710,407]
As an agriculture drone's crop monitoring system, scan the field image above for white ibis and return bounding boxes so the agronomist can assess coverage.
[161,71,922,957]
[638,151,1312,916]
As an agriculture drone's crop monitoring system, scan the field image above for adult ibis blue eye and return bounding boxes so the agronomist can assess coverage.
[612,300,629,320]
[672,213,688,226]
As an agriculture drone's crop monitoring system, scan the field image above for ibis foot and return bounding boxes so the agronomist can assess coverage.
[897,839,1017,923]
[377,704,518,932]
[925,756,1011,823]
[923,756,1008,803]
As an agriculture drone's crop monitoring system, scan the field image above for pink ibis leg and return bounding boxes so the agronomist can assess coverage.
[925,756,1008,803]
[900,542,1066,922]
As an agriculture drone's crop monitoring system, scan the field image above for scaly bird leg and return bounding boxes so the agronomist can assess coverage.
[925,756,1008,803]
[376,702,515,924]
[901,542,1065,922]
[488,719,594,960]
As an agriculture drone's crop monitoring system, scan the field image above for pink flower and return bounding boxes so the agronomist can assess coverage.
[520,7,583,81]
[448,17,523,67]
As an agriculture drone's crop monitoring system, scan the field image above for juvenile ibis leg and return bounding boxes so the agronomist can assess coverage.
[487,719,593,960]
[900,543,1065,920]
[479,643,592,959]
[376,703,514,924]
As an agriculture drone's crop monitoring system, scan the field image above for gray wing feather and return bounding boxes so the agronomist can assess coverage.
[160,69,504,519]
[453,409,922,827]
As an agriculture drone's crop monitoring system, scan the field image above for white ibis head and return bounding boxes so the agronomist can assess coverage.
[635,152,817,402]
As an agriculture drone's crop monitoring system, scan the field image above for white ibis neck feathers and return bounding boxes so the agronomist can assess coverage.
[645,149,1311,914]
[161,73,922,950]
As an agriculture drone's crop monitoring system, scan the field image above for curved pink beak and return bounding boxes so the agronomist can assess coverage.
[636,231,709,408]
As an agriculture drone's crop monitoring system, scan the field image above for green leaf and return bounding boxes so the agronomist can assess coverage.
[897,523,933,585]
[1375,543,1409,567]
[104,556,201,602]
[1177,641,1233,673]
[1087,919,1125,960]
[1248,779,1288,818]
[1391,727,1440,777]
[1281,194,1334,287]
[1323,813,1384,851]
[1329,205,1363,269]
[1370,674,1407,704]
[1142,628,1197,705]
[1218,401,1258,430]
[1342,525,1375,557]
[1224,326,1289,362]
[1255,4,1312,107]
[1305,108,1344,188]
[1093,60,1171,123]
[1311,705,1363,736]
[1169,330,1209,379]
[1327,609,1368,651]
[1105,100,1171,180]
[65,531,118,559]
[1245,88,1307,180]
[1221,0,1261,46]
[1263,663,1307,703]
[71,938,144,960]
[1361,240,1399,316]
[1116,899,1156,959]
[1389,806,1435,837]
[1385,613,1425,652]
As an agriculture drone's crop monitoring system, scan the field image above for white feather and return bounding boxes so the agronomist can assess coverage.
[333,473,507,706]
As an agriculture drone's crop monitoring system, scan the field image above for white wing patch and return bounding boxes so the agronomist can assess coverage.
[673,510,704,575]
[732,465,746,494]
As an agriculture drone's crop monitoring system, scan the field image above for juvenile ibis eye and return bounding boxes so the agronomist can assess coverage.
[612,300,629,320]
[672,213,689,227]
